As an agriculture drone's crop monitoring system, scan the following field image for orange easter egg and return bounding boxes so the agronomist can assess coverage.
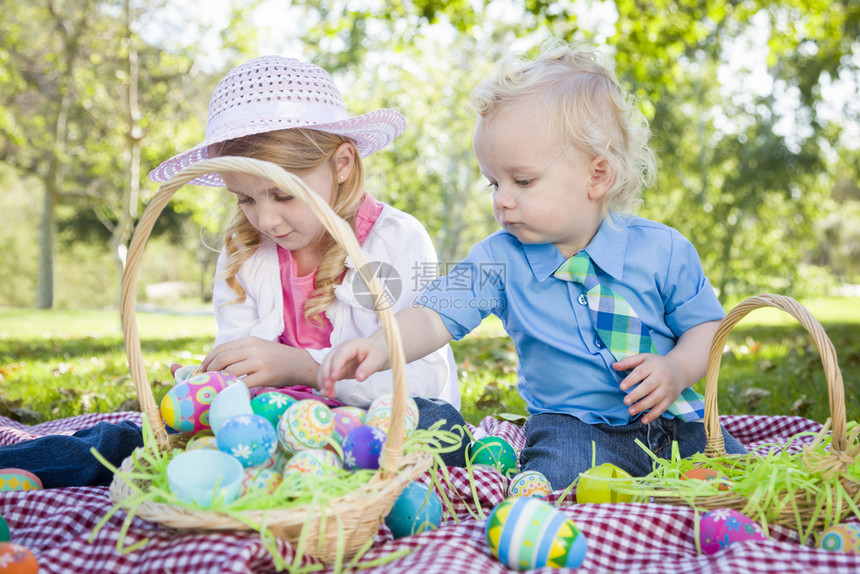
[0,542,38,573]
[682,467,730,491]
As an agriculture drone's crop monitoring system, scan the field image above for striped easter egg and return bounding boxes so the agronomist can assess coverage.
[485,497,587,570]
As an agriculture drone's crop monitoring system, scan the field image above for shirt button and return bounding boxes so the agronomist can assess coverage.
[594,337,604,348]
[577,293,588,306]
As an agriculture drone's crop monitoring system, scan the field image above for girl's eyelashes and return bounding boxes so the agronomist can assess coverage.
[235,195,253,205]
[486,180,499,191]
[274,194,294,202]
[515,179,533,187]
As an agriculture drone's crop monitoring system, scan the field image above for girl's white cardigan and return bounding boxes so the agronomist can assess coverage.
[212,203,461,410]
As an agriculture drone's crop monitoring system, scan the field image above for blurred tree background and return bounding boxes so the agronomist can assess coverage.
[0,0,858,310]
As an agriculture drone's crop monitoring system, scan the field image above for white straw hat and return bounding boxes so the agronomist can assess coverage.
[148,56,407,186]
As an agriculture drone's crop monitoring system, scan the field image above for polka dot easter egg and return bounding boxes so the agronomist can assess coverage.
[277,400,335,454]
[160,371,241,433]
[508,470,553,499]
[366,392,418,440]
[468,436,518,477]
[240,467,282,496]
[216,414,278,468]
[818,523,860,554]
[330,406,367,447]
[385,481,443,539]
[575,463,635,504]
[342,425,387,471]
[0,542,38,574]
[282,449,343,480]
[251,391,297,430]
[485,497,587,570]
[698,509,767,555]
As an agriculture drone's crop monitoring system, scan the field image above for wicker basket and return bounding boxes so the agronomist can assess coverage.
[109,156,434,562]
[651,294,859,534]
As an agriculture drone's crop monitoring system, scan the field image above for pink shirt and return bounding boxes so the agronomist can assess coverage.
[266,194,384,406]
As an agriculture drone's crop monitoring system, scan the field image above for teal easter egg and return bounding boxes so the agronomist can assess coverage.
[468,437,518,477]
[366,392,419,440]
[385,481,443,538]
[485,497,587,570]
[0,468,42,492]
[251,391,297,430]
[277,400,334,454]
[698,509,767,555]
[0,515,9,542]
[160,371,240,433]
[819,523,860,554]
[508,470,553,498]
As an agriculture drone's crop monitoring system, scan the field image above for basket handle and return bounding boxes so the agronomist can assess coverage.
[702,294,846,456]
[121,156,409,475]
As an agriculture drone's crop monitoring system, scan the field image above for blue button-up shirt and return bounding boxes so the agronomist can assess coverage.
[416,215,725,425]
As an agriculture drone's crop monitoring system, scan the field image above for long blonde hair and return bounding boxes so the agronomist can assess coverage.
[213,128,366,324]
[470,40,657,216]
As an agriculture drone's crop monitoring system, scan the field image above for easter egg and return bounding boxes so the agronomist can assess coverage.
[251,391,297,430]
[385,481,443,538]
[330,406,367,447]
[282,449,343,479]
[698,509,767,555]
[576,463,635,504]
[277,400,335,454]
[485,497,587,570]
[468,437,518,477]
[682,467,730,491]
[258,450,290,474]
[366,392,419,440]
[0,469,42,492]
[160,371,240,433]
[0,542,38,574]
[173,364,201,384]
[240,467,282,496]
[342,425,387,471]
[209,381,253,434]
[216,414,278,468]
[186,430,218,451]
[818,523,860,554]
[508,470,553,498]
[0,515,9,543]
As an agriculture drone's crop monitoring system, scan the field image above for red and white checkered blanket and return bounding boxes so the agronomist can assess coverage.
[1,413,858,573]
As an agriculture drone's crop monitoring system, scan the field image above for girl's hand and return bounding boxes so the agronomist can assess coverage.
[614,353,689,425]
[318,337,389,397]
[201,336,318,389]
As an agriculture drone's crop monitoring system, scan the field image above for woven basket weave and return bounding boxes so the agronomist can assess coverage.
[652,294,859,534]
[109,156,433,562]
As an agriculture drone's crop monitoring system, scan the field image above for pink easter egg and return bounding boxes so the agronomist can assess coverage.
[160,371,241,433]
[330,406,367,447]
[698,509,767,555]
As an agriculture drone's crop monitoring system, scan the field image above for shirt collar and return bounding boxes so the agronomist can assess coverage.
[523,213,630,281]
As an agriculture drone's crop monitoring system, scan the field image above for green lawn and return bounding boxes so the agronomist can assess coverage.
[1,296,858,426]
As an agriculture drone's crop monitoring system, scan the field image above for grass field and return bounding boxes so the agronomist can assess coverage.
[1,296,858,426]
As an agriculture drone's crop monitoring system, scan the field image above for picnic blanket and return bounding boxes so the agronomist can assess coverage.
[1,412,859,573]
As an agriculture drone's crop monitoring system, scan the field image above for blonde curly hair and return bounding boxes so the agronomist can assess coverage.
[212,128,366,324]
[470,40,657,215]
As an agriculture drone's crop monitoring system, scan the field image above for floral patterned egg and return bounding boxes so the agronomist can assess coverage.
[160,371,240,433]
[330,406,367,447]
[240,467,282,496]
[366,393,419,440]
[485,497,587,570]
[277,400,334,454]
[342,425,387,471]
[282,449,343,480]
[251,391,297,430]
[216,414,278,468]
[818,523,860,554]
[507,470,553,498]
[698,509,767,555]
[0,542,38,574]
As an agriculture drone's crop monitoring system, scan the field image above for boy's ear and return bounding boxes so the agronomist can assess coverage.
[334,142,357,181]
[587,156,614,200]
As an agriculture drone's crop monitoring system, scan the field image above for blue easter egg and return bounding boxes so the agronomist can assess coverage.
[385,481,443,538]
[342,425,386,471]
[216,414,278,468]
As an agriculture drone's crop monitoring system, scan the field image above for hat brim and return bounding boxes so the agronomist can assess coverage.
[148,108,406,186]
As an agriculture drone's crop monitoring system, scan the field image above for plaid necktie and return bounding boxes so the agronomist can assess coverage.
[554,251,704,422]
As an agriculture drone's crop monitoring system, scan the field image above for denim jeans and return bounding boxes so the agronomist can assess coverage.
[519,413,748,490]
[0,397,467,489]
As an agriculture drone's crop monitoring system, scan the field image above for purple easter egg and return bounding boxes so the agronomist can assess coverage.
[342,425,386,471]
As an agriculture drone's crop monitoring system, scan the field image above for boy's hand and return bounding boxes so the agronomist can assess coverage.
[318,337,389,396]
[614,353,690,425]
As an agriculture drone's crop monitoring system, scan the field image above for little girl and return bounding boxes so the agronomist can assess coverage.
[0,56,467,487]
